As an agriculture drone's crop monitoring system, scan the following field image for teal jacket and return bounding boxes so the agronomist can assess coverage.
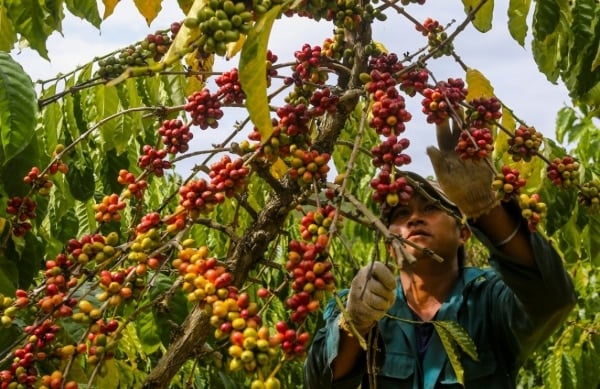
[304,232,576,388]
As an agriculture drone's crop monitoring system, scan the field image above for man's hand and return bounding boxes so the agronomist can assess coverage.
[426,115,498,219]
[344,262,397,335]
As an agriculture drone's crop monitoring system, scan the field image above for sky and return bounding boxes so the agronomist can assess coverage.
[11,1,571,177]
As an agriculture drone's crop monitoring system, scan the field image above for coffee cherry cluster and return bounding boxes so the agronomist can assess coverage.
[368,53,404,75]
[308,87,339,117]
[507,125,543,162]
[284,44,328,104]
[38,370,78,389]
[209,155,250,196]
[578,179,600,212]
[492,165,527,201]
[96,29,174,80]
[285,238,335,322]
[159,119,193,155]
[138,145,172,177]
[184,0,253,56]
[518,193,547,231]
[398,66,429,97]
[370,168,415,208]
[66,232,119,265]
[455,127,494,161]
[417,18,453,58]
[184,89,224,129]
[37,258,79,317]
[273,320,311,358]
[94,193,126,223]
[321,29,346,60]
[421,78,467,124]
[250,104,311,161]
[288,149,331,186]
[136,212,162,235]
[299,205,342,246]
[0,319,61,388]
[371,135,411,168]
[1,290,26,328]
[369,85,412,137]
[127,228,161,267]
[117,169,148,199]
[23,166,53,195]
[6,196,37,236]
[466,96,502,128]
[546,155,580,188]
[216,67,246,104]
[226,324,279,377]
[84,318,120,365]
[96,269,135,307]
[178,178,224,218]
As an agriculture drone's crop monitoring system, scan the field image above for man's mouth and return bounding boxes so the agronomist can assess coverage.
[407,229,430,239]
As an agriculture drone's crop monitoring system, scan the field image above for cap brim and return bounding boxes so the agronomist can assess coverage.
[387,171,463,222]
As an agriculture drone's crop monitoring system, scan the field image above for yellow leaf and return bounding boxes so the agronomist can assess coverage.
[494,105,515,163]
[239,5,282,141]
[465,68,495,100]
[462,0,494,33]
[226,34,247,60]
[161,0,206,66]
[270,157,289,179]
[184,48,214,95]
[134,0,163,25]
[102,0,119,19]
[0,217,6,235]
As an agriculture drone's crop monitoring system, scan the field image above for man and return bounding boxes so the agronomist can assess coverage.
[303,117,576,388]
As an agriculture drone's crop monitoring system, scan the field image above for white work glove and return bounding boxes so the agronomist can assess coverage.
[343,262,397,335]
[426,115,498,219]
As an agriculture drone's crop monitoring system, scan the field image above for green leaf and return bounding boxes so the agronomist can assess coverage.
[582,214,600,266]
[239,5,282,141]
[543,351,577,389]
[65,0,102,28]
[555,106,577,144]
[66,153,96,201]
[136,309,163,354]
[0,52,37,166]
[0,257,18,294]
[532,0,561,40]
[462,0,494,32]
[433,320,479,362]
[5,0,51,58]
[507,0,531,46]
[433,321,465,384]
[0,5,17,51]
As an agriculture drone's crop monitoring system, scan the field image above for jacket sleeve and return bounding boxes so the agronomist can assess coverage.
[303,293,366,389]
[470,208,577,364]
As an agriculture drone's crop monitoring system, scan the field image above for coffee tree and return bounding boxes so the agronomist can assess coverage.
[1,0,599,388]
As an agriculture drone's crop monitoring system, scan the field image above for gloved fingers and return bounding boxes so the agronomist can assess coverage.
[364,290,396,311]
[370,262,397,291]
[435,117,462,151]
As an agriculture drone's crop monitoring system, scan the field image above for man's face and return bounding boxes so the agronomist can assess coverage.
[388,195,469,263]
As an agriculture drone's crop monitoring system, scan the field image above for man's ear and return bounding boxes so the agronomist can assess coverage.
[459,224,471,245]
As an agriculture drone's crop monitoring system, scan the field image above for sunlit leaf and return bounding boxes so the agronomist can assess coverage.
[583,215,600,266]
[270,157,289,179]
[466,68,494,100]
[184,48,214,95]
[226,34,247,60]
[4,1,50,58]
[239,5,282,141]
[433,320,479,362]
[434,321,464,384]
[0,53,37,166]
[507,0,532,46]
[65,0,102,28]
[102,0,120,19]
[134,0,162,25]
[161,0,205,66]
[0,6,16,51]
[462,0,494,33]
